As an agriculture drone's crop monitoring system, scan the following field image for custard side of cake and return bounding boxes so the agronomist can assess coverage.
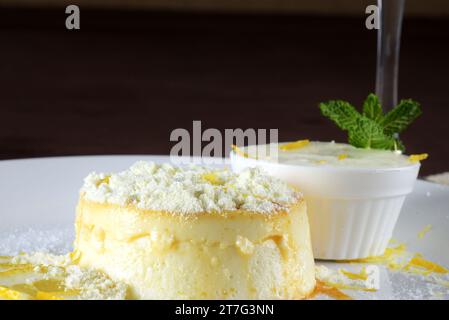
[74,162,315,299]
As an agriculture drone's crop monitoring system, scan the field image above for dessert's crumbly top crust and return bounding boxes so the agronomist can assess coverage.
[81,161,301,214]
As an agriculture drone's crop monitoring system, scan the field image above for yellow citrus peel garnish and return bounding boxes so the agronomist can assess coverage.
[202,172,223,185]
[95,175,110,187]
[231,145,249,158]
[279,139,310,151]
[340,241,449,276]
[0,286,29,300]
[343,244,408,271]
[69,250,81,264]
[405,254,449,274]
[310,280,352,300]
[409,153,428,163]
[319,280,376,292]
[35,291,65,300]
[417,224,432,239]
[340,267,369,281]
[0,255,125,300]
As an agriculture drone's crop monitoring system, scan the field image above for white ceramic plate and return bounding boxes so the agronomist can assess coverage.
[1,156,448,299]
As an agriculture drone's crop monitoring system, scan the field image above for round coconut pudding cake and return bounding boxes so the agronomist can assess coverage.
[74,161,316,299]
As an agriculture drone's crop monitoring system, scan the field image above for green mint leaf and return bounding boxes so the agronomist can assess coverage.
[319,100,361,131]
[362,93,383,122]
[380,99,422,135]
[348,117,395,149]
[318,94,421,151]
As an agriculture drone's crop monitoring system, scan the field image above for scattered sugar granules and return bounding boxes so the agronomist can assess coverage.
[0,227,74,256]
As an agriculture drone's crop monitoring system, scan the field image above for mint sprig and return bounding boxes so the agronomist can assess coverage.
[319,93,421,151]
[362,93,383,122]
[319,100,360,131]
[380,99,422,136]
[348,117,395,150]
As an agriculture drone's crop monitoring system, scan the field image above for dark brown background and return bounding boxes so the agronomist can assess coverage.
[0,6,448,175]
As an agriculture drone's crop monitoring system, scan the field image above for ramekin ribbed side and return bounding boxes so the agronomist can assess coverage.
[306,195,406,260]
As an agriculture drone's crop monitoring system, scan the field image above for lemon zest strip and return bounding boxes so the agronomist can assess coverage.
[409,153,428,163]
[417,224,432,239]
[311,280,353,300]
[202,172,223,185]
[405,254,449,274]
[340,267,369,281]
[279,139,310,151]
[231,145,249,158]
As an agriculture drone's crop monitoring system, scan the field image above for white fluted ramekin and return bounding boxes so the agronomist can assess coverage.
[230,151,420,260]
